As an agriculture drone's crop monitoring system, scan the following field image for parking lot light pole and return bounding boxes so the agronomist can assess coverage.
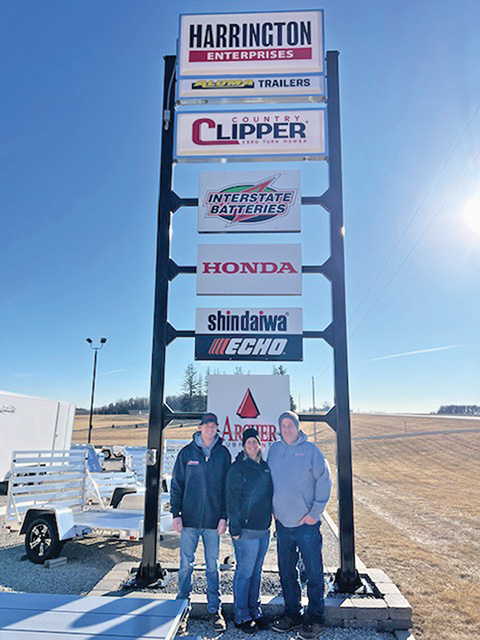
[86,337,107,445]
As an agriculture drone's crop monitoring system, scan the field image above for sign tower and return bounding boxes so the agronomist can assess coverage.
[136,9,360,593]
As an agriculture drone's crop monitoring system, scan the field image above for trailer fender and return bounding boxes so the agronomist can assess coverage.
[20,507,75,540]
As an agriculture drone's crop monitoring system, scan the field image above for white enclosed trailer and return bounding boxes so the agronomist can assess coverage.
[0,391,75,491]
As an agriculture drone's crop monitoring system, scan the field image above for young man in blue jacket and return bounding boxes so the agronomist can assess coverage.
[268,411,332,639]
[170,412,231,632]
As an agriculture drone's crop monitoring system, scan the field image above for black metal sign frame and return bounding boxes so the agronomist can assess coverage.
[135,51,360,593]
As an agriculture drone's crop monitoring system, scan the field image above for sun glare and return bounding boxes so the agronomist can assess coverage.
[464,194,480,234]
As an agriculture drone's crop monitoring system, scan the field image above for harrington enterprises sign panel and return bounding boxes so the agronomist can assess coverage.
[198,170,301,233]
[195,308,303,361]
[179,11,324,77]
[177,74,325,104]
[207,374,291,453]
[175,109,326,162]
[196,244,302,295]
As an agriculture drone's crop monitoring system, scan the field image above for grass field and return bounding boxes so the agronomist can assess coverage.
[73,412,480,640]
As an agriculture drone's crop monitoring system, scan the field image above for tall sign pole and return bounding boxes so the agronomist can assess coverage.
[326,50,359,592]
[136,55,176,585]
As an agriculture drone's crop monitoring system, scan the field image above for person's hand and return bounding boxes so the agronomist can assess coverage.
[173,516,183,533]
[299,514,318,525]
[217,518,227,535]
[233,535,240,540]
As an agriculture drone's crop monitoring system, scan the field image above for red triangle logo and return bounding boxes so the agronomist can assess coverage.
[237,388,260,419]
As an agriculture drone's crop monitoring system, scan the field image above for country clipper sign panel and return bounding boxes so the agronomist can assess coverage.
[175,109,326,162]
[195,308,303,361]
[196,244,302,295]
[198,170,301,233]
[179,10,324,77]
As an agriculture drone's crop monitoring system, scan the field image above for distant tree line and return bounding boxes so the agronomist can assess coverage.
[77,364,298,414]
[437,405,480,415]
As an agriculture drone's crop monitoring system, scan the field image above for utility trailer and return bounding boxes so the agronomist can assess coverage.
[4,449,172,564]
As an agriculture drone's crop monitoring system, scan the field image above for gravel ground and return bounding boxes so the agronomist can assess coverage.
[185,619,394,640]
[126,568,332,597]
[0,495,339,596]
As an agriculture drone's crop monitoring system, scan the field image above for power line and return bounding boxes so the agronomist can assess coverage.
[348,145,480,340]
[348,102,480,326]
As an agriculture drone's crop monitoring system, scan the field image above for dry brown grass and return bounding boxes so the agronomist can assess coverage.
[73,412,480,640]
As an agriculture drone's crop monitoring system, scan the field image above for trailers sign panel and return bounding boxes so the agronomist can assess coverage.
[177,74,325,103]
[199,171,301,233]
[207,374,290,452]
[175,109,326,161]
[197,244,302,295]
[195,307,303,361]
[179,11,324,77]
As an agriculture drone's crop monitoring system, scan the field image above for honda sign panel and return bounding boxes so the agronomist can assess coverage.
[197,244,302,295]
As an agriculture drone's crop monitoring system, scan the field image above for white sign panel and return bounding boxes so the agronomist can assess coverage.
[207,374,290,453]
[197,244,302,296]
[179,11,324,77]
[196,308,303,334]
[177,74,325,103]
[199,171,301,233]
[175,109,326,162]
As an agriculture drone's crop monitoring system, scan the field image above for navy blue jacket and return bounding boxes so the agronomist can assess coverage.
[226,453,273,537]
[170,435,231,529]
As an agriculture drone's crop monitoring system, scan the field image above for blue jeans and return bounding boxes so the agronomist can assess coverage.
[177,527,220,614]
[276,520,325,623]
[232,532,270,624]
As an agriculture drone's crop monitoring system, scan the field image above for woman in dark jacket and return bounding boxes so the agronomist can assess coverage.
[226,428,273,633]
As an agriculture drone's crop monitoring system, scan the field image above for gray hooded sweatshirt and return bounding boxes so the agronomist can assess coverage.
[267,430,332,528]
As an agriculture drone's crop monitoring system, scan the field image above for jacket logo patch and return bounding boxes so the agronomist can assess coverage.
[294,453,305,456]
[187,460,200,465]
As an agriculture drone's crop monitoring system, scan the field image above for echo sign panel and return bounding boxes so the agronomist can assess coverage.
[175,109,326,162]
[195,307,303,361]
[196,244,302,295]
[198,170,301,233]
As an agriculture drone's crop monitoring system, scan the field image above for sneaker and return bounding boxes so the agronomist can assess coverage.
[298,620,325,639]
[271,615,303,633]
[177,611,189,635]
[210,611,227,632]
[234,620,257,633]
[253,616,270,630]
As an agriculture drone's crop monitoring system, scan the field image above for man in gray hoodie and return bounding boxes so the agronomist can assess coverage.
[268,411,332,639]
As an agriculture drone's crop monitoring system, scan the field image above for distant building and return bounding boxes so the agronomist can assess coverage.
[128,410,149,416]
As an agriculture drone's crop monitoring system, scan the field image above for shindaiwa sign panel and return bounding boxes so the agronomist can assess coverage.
[179,11,324,77]
[195,307,303,361]
[198,170,301,233]
[175,109,326,162]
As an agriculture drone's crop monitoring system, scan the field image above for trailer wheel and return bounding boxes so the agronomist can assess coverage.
[25,516,64,564]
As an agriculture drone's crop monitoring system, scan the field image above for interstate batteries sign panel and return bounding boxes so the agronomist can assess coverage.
[175,109,326,162]
[195,308,303,361]
[207,374,290,453]
[177,74,325,103]
[179,11,324,77]
[197,244,302,295]
[198,171,301,233]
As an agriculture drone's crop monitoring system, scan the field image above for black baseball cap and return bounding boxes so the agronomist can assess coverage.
[200,412,218,425]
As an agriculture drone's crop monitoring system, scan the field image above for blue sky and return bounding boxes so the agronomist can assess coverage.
[1,0,479,413]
